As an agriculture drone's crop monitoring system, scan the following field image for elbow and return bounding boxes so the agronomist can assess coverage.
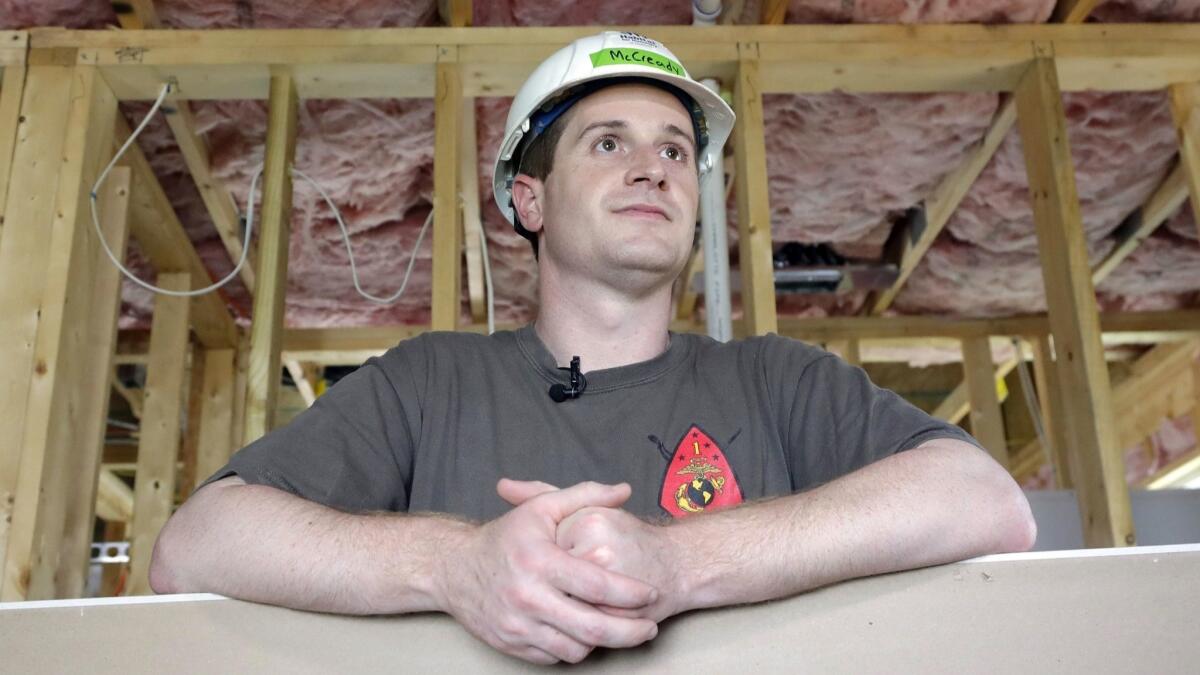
[990,466,1038,553]
[148,519,181,595]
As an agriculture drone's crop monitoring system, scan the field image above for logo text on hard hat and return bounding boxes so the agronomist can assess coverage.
[590,48,684,77]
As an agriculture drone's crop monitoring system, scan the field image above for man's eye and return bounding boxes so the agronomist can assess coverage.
[662,145,687,162]
[595,137,618,152]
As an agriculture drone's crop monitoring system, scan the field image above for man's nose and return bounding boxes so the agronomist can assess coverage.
[624,148,667,189]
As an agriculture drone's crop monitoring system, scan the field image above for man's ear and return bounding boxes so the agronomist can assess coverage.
[511,173,545,234]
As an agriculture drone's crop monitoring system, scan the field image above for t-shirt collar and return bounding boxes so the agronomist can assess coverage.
[514,322,691,394]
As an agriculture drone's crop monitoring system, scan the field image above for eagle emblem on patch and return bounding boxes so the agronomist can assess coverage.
[655,425,743,518]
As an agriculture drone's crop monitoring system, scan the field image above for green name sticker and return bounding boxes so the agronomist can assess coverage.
[590,48,684,77]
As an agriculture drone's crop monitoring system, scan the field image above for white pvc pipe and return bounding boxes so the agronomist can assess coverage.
[699,78,733,342]
[692,0,721,25]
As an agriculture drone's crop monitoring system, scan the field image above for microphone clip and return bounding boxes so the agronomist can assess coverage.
[549,355,587,402]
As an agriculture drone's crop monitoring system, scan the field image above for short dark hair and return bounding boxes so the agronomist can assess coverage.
[512,109,572,258]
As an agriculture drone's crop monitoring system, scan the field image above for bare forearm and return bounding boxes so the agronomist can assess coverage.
[149,478,472,615]
[668,440,1037,611]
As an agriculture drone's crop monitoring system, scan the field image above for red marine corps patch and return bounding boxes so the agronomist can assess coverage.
[658,425,743,518]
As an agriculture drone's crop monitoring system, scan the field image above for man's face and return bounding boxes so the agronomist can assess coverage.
[520,83,701,294]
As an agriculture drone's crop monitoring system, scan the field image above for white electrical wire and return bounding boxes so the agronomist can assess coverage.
[292,166,431,305]
[91,82,259,297]
[89,80,491,324]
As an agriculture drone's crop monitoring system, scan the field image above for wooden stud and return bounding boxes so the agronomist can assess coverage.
[116,116,238,348]
[1168,83,1200,242]
[733,44,777,336]
[1015,49,1130,548]
[242,73,298,445]
[177,346,205,503]
[0,63,28,242]
[1091,162,1188,285]
[95,470,134,523]
[97,521,125,597]
[826,339,863,367]
[961,337,1009,469]
[933,357,1018,424]
[760,0,788,24]
[431,49,462,331]
[194,349,236,492]
[460,95,486,322]
[230,337,250,455]
[1029,335,1073,488]
[0,66,74,582]
[1,64,120,601]
[56,166,133,599]
[127,273,192,597]
[439,0,473,28]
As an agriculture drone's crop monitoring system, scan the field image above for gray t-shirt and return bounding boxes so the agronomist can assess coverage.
[206,325,979,521]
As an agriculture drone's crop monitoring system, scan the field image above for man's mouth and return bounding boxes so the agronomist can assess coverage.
[614,204,670,221]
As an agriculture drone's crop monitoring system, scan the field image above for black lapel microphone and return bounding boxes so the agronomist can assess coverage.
[548,355,587,402]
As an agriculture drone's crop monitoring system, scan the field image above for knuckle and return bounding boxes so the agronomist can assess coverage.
[580,621,608,645]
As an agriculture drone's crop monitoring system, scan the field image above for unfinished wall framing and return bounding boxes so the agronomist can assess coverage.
[1,22,1199,600]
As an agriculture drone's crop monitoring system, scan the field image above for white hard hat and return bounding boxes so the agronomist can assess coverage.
[492,31,736,236]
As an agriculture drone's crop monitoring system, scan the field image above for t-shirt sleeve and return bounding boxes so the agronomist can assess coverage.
[763,336,983,492]
[196,339,425,513]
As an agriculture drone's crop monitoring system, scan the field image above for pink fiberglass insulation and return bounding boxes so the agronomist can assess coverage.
[762,91,1000,256]
[892,88,1200,316]
[0,0,114,29]
[785,0,1055,23]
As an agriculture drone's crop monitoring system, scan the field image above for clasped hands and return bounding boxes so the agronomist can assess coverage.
[437,478,684,665]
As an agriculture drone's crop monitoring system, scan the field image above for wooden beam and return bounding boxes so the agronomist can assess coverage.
[460,95,485,322]
[267,310,1200,362]
[283,358,317,408]
[242,73,298,445]
[933,357,1018,424]
[194,348,236,492]
[0,65,74,584]
[0,64,120,601]
[1029,334,1073,488]
[1052,0,1103,24]
[871,98,1016,313]
[177,346,204,504]
[95,470,134,523]
[56,166,133,599]
[439,0,472,28]
[733,43,777,336]
[760,0,787,24]
[1015,49,1129,548]
[431,49,462,331]
[1168,82,1200,242]
[116,116,238,348]
[0,61,28,242]
[961,337,1009,468]
[826,339,862,367]
[111,367,143,419]
[163,98,257,291]
[20,25,1196,100]
[1091,162,1188,285]
[127,272,191,596]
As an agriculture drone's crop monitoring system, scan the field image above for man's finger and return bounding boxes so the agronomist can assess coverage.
[496,478,559,506]
[534,626,593,664]
[547,549,657,609]
[529,481,632,523]
[542,592,659,650]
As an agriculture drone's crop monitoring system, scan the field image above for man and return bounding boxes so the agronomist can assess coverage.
[151,32,1036,665]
